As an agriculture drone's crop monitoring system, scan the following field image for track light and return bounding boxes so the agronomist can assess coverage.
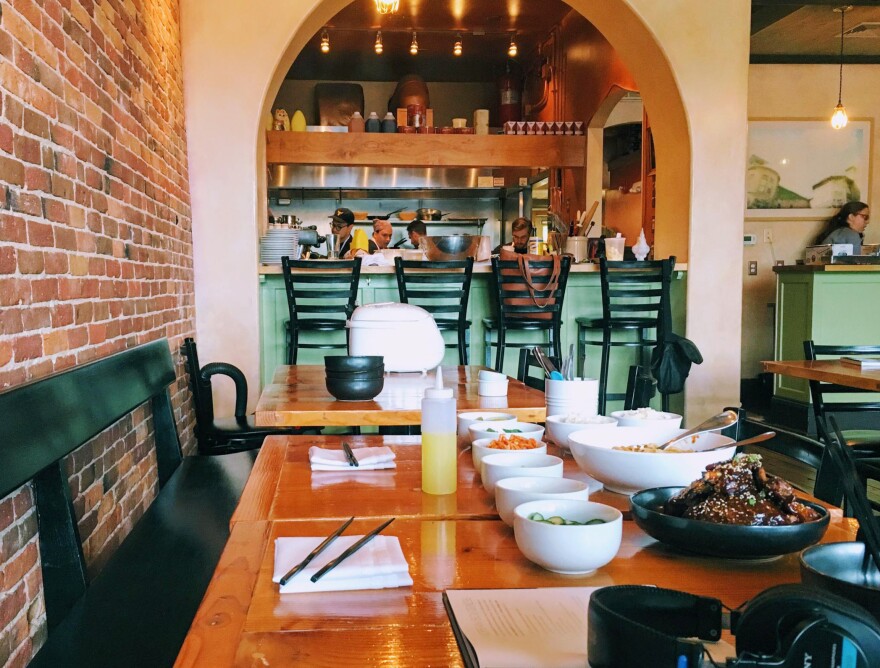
[453,33,462,56]
[410,32,419,55]
[508,34,517,57]
[375,30,383,55]
[320,30,330,54]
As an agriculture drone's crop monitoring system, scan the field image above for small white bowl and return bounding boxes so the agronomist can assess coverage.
[478,378,509,397]
[513,499,622,574]
[609,408,683,430]
[468,421,545,444]
[496,477,590,526]
[472,437,547,474]
[481,452,563,495]
[478,369,507,382]
[457,411,517,443]
[545,414,618,449]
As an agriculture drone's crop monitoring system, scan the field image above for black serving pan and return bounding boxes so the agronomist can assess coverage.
[630,487,830,559]
[800,542,880,622]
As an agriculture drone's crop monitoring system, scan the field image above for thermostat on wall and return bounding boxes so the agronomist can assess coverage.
[744,234,757,246]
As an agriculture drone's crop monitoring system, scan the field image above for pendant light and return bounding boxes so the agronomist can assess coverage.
[508,34,518,58]
[410,32,419,55]
[453,33,463,56]
[374,0,399,15]
[831,5,851,130]
[375,30,384,55]
[320,30,330,54]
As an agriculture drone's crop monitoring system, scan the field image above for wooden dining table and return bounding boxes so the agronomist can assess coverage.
[176,435,858,667]
[255,365,548,427]
[763,358,880,392]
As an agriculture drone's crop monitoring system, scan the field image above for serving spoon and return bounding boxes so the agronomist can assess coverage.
[657,410,739,451]
[700,430,776,453]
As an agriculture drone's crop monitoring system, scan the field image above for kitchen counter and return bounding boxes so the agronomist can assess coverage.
[259,260,689,275]
[773,264,880,273]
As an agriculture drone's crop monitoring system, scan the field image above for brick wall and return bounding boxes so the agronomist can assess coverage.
[0,1,195,665]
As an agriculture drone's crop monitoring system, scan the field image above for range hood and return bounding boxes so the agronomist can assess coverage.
[268,165,528,190]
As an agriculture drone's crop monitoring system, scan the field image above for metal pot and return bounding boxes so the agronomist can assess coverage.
[420,235,481,261]
[416,208,447,221]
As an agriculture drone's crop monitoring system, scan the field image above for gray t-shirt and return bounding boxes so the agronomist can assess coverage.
[822,226,862,254]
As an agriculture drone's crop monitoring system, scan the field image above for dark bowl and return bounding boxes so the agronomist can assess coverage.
[324,356,384,373]
[325,375,384,402]
[630,487,830,559]
[325,367,385,380]
[800,542,880,622]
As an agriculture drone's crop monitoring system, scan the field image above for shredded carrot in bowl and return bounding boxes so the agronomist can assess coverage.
[487,434,542,450]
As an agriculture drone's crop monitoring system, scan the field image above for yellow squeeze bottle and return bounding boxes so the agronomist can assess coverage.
[351,228,369,254]
[421,368,457,495]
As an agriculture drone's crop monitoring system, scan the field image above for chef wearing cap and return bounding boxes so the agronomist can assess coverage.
[329,207,355,258]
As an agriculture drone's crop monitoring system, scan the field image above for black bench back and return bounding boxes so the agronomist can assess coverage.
[0,338,183,627]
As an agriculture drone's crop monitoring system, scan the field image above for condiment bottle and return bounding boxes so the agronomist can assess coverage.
[365,112,381,133]
[381,112,397,133]
[421,368,457,495]
[348,111,365,133]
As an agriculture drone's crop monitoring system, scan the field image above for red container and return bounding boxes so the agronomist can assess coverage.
[407,104,425,128]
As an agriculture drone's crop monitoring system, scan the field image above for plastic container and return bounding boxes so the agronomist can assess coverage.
[365,112,381,133]
[348,111,365,133]
[381,112,397,133]
[421,368,457,495]
[605,235,625,261]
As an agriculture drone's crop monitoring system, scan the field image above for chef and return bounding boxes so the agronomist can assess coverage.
[368,219,393,253]
[406,220,427,249]
[493,217,532,255]
[329,207,355,258]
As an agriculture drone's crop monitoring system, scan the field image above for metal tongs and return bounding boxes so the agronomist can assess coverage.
[531,347,563,380]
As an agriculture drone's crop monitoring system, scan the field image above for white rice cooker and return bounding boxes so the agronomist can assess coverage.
[347,303,446,372]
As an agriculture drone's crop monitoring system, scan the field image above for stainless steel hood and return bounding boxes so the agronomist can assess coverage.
[268,164,498,190]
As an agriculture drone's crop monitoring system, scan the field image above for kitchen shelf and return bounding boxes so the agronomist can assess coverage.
[269,187,525,201]
[266,131,586,168]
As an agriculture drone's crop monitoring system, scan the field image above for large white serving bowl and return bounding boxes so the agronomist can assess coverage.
[495,477,590,526]
[513,499,622,574]
[457,411,517,443]
[567,427,737,495]
[468,421,545,445]
[609,408,683,430]
[472,437,547,475]
[545,414,618,449]
[481,452,563,495]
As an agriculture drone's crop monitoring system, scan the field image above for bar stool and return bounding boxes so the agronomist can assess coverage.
[394,257,474,364]
[281,256,362,364]
[576,256,674,414]
[483,255,572,374]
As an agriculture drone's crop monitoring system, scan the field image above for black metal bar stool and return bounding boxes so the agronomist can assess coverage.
[281,256,362,364]
[483,255,572,374]
[576,256,675,414]
[394,257,475,364]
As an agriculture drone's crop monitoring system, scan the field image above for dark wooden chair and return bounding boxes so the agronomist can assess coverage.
[394,257,474,364]
[803,340,880,454]
[484,255,572,374]
[577,256,675,414]
[623,365,657,411]
[282,256,362,364]
[516,347,561,391]
[182,338,306,454]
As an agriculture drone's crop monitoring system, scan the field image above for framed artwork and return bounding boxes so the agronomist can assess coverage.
[746,118,872,220]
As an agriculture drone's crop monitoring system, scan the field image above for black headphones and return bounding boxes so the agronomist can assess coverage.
[588,584,880,667]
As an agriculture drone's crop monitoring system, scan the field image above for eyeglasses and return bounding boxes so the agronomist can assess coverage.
[330,221,350,230]
[856,213,870,221]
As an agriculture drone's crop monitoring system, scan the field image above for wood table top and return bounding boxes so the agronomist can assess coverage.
[255,365,548,427]
[763,359,880,392]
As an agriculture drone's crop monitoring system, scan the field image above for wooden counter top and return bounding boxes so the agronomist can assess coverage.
[773,263,880,273]
[260,261,689,275]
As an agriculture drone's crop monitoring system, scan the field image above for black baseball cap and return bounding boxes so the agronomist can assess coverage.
[330,208,354,226]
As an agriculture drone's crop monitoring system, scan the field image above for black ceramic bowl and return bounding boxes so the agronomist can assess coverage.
[800,542,880,621]
[325,367,385,380]
[325,375,384,402]
[630,487,830,559]
[324,356,384,373]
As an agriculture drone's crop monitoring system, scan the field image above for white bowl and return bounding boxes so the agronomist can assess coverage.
[478,379,509,397]
[481,452,563,495]
[567,426,737,495]
[513,499,622,574]
[472,437,547,475]
[468,421,545,444]
[545,414,618,449]
[478,369,507,382]
[496,477,590,526]
[457,411,517,443]
[609,408,683,430]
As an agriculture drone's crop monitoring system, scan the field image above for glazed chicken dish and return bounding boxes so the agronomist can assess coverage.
[664,454,822,526]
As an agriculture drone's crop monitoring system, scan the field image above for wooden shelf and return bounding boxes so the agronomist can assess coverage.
[266,131,585,168]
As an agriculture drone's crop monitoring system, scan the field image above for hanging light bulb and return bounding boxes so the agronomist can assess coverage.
[831,5,851,129]
[453,33,463,56]
[320,30,330,54]
[410,32,419,55]
[375,30,383,55]
[508,34,518,57]
[374,0,399,14]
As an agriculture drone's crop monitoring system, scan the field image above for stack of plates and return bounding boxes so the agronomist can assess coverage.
[260,228,301,264]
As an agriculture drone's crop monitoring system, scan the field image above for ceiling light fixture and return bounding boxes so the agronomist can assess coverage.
[508,34,518,57]
[453,33,463,56]
[374,0,399,15]
[375,30,384,55]
[320,30,330,54]
[410,32,419,55]
[831,5,851,129]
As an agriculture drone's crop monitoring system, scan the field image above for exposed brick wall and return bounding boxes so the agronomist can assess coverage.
[0,0,196,665]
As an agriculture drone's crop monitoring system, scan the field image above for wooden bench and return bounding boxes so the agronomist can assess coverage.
[0,338,256,667]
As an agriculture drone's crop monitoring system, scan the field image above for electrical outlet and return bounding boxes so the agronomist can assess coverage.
[748,261,758,276]
[763,229,773,243]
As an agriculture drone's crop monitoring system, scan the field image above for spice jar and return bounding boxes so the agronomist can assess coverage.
[407,104,425,128]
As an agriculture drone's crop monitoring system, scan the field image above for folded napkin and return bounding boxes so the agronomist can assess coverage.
[309,445,396,471]
[273,535,413,593]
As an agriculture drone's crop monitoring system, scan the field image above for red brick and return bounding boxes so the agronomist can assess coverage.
[26,220,54,247]
[0,216,26,244]
[0,247,15,274]
[0,156,25,186]
[21,307,50,330]
[29,278,58,303]
[0,309,23,335]
[0,341,12,367]
[42,198,68,224]
[54,226,76,251]
[22,109,49,139]
[13,135,40,165]
[10,190,42,216]
[42,330,68,355]
[51,304,74,327]
[44,251,68,274]
[17,250,43,274]
[13,335,42,362]
[24,166,51,192]
[0,279,30,306]
[0,123,12,153]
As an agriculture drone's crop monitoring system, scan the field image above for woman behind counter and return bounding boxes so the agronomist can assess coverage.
[815,201,870,254]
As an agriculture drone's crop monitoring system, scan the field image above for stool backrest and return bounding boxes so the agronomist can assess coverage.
[599,257,675,335]
[394,257,474,326]
[281,257,363,326]
[491,255,572,322]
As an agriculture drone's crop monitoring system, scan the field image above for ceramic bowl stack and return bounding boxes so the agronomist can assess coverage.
[545,378,599,418]
[324,355,385,401]
[260,228,301,264]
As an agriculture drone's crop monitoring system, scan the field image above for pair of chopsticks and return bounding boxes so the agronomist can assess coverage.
[342,441,359,467]
[278,517,396,586]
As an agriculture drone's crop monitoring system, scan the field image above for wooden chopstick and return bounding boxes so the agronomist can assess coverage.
[279,517,354,585]
[342,441,359,467]
[310,517,395,583]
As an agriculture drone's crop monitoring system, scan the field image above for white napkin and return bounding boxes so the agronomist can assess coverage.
[308,445,397,471]
[273,535,413,593]
[356,252,391,266]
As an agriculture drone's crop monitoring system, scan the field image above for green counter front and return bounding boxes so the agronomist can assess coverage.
[259,263,687,413]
